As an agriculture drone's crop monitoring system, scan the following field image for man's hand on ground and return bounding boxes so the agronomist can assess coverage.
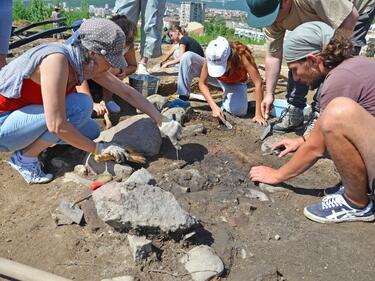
[249,166,283,185]
[252,114,267,126]
[272,137,305,158]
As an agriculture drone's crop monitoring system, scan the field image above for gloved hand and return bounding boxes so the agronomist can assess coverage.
[158,116,182,149]
[95,142,129,163]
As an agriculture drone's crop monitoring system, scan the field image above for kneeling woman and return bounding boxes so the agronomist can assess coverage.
[0,18,180,184]
[178,37,265,124]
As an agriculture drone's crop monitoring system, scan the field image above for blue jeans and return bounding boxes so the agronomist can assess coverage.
[178,51,248,116]
[287,7,375,111]
[0,0,12,54]
[114,0,166,58]
[0,93,100,152]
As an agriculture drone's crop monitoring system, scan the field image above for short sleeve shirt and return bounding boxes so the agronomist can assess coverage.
[180,35,205,57]
[320,56,375,118]
[265,0,375,54]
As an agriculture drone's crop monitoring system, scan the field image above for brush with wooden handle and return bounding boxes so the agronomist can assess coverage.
[94,145,146,164]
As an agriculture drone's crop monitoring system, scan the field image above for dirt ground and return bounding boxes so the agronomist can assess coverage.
[1,42,374,281]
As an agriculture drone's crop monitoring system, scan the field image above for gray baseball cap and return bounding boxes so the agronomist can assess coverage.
[79,18,126,68]
[284,21,334,63]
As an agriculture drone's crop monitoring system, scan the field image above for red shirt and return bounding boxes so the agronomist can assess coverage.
[0,79,74,113]
[217,67,248,84]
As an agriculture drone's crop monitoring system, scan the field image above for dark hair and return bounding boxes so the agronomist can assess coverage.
[227,41,256,76]
[168,24,186,36]
[320,30,353,69]
[111,15,137,48]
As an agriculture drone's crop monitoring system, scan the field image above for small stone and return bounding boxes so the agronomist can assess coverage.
[182,124,207,137]
[274,234,281,241]
[127,235,153,262]
[114,164,133,180]
[125,168,157,186]
[240,248,247,259]
[74,165,88,176]
[259,183,286,193]
[180,245,224,281]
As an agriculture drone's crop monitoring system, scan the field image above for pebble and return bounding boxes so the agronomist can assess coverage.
[274,234,281,241]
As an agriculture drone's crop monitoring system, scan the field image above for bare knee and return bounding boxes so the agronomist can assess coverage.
[320,97,358,134]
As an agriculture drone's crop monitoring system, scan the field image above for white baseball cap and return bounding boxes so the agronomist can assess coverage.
[206,36,231,77]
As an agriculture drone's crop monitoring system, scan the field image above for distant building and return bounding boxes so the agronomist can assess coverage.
[234,27,265,41]
[180,2,206,27]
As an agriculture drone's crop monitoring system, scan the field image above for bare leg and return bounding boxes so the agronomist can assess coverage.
[320,97,375,207]
[22,139,52,158]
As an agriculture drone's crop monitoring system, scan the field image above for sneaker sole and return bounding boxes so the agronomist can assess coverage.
[303,207,375,223]
[6,159,53,185]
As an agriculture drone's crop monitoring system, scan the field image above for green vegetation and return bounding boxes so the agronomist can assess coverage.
[13,0,89,26]
[190,21,265,46]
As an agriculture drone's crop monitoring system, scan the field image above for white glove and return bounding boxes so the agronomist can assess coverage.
[95,142,129,163]
[158,116,182,149]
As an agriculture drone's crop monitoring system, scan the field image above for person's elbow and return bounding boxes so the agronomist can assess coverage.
[198,79,207,90]
[303,141,325,160]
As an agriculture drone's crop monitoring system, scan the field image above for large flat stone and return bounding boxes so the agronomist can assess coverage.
[96,115,162,157]
[92,182,199,235]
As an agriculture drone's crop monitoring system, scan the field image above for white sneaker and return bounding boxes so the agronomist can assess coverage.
[136,63,150,75]
[106,100,121,113]
[7,151,53,184]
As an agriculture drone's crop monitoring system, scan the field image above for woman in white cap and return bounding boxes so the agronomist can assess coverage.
[0,18,181,184]
[177,36,266,124]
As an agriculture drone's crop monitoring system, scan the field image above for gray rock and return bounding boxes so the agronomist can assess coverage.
[182,124,207,138]
[102,276,134,281]
[125,168,156,186]
[261,135,285,154]
[258,183,287,193]
[114,164,133,180]
[96,115,162,157]
[180,245,224,281]
[171,169,207,192]
[162,107,193,125]
[147,94,168,112]
[85,154,133,177]
[127,235,152,262]
[74,165,88,177]
[243,188,269,202]
[136,94,168,113]
[93,182,199,235]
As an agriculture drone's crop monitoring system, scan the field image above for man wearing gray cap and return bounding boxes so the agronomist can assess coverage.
[245,0,375,132]
[250,21,375,223]
[0,18,181,184]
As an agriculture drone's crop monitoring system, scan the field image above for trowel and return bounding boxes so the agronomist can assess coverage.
[260,123,273,141]
[57,194,92,225]
[218,115,233,130]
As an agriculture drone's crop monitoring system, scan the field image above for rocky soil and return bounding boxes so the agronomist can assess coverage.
[0,42,373,281]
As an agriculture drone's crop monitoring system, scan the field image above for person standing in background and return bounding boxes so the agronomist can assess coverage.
[0,0,13,70]
[51,6,62,39]
[114,0,166,75]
